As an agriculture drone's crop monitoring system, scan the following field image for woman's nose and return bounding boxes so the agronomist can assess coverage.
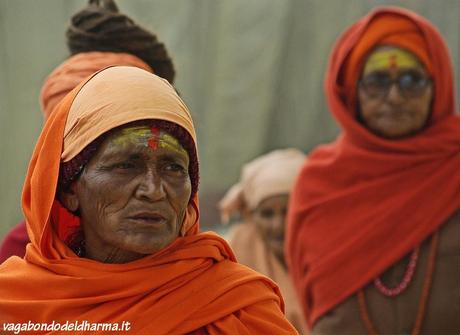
[269,214,286,232]
[385,83,405,104]
[135,169,166,201]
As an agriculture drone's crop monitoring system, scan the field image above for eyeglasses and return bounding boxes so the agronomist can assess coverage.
[359,70,432,99]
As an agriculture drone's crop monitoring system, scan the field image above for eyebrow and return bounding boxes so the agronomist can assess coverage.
[157,152,189,165]
[99,144,145,159]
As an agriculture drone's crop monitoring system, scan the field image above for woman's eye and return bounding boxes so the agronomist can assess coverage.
[364,72,391,86]
[259,209,275,219]
[164,163,187,174]
[400,72,423,86]
[114,162,136,170]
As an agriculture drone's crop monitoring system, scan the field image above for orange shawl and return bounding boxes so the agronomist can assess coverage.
[286,7,460,327]
[229,223,308,334]
[0,67,297,335]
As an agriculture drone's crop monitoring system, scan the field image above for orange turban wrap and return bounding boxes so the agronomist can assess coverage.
[342,12,433,110]
[287,7,460,327]
[39,51,152,119]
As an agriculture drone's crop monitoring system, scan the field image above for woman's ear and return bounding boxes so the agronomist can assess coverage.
[59,183,80,213]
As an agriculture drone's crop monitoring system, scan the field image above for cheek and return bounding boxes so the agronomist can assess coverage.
[404,95,432,129]
[253,217,270,237]
[418,94,433,119]
[167,179,192,214]
[79,176,132,222]
[358,93,375,120]
[275,217,286,231]
[359,99,379,121]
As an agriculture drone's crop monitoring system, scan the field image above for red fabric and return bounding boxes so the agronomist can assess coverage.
[0,221,28,263]
[286,7,460,328]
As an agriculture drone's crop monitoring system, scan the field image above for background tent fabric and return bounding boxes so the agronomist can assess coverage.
[1,0,460,236]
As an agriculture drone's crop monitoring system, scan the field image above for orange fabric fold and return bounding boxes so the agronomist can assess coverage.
[229,223,309,334]
[0,67,298,334]
[286,7,460,327]
[40,51,152,119]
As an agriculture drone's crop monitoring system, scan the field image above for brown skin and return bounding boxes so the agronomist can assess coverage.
[247,194,289,268]
[61,126,191,264]
[358,47,433,139]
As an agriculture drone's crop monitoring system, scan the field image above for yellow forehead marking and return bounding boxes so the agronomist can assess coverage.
[363,48,422,75]
[158,132,188,158]
[111,125,189,158]
[111,126,152,148]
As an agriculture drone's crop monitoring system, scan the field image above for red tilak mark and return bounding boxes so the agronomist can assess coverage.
[389,55,397,70]
[148,126,160,150]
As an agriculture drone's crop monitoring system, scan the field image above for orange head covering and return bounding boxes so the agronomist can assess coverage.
[0,67,298,334]
[39,51,152,119]
[342,13,433,110]
[219,149,306,224]
[287,7,460,327]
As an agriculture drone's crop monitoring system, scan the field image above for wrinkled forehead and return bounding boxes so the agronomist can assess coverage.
[362,45,424,76]
[106,123,189,159]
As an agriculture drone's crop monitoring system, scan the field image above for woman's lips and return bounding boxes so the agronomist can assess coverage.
[128,212,167,225]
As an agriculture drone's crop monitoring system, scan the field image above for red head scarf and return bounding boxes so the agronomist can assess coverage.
[0,67,298,334]
[286,7,460,327]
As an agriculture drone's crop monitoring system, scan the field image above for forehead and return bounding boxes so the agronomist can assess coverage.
[363,46,424,75]
[97,125,189,159]
[258,194,289,208]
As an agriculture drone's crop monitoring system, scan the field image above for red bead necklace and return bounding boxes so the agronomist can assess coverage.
[373,246,420,297]
[358,232,438,335]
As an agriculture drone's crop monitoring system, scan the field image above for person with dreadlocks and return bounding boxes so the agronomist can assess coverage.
[0,0,175,263]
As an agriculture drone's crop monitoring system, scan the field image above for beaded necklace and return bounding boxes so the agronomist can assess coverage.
[358,233,438,335]
[374,246,420,297]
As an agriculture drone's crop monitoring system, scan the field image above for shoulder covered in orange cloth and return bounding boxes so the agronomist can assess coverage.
[286,6,460,327]
[0,67,298,335]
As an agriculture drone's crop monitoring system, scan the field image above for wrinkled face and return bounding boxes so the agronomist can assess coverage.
[358,46,433,139]
[251,194,289,265]
[62,124,192,263]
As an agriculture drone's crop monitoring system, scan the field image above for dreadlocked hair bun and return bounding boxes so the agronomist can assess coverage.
[66,0,175,83]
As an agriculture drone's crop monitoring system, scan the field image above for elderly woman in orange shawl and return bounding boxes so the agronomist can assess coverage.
[219,149,308,334]
[0,66,298,334]
[0,0,174,263]
[287,6,460,335]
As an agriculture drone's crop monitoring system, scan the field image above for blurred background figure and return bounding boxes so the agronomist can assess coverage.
[287,6,460,334]
[0,0,175,262]
[220,148,308,334]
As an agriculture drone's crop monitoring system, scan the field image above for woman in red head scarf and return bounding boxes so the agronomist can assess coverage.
[287,7,460,334]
